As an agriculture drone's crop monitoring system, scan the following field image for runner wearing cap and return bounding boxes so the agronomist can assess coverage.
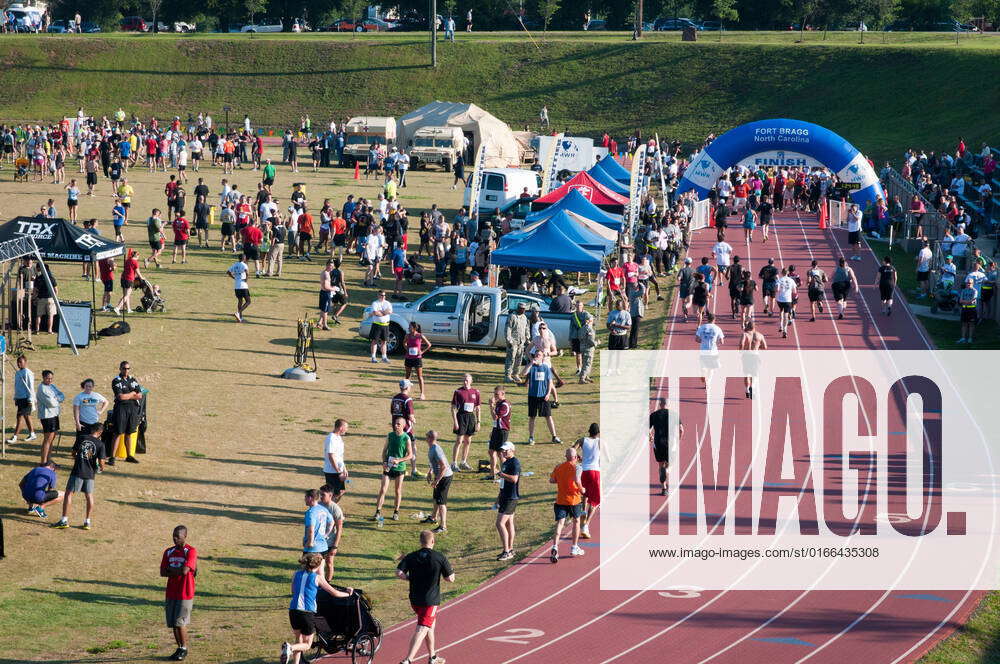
[391,379,420,477]
[549,447,585,562]
[423,431,453,534]
[495,441,520,561]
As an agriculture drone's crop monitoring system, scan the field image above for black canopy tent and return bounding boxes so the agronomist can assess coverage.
[0,217,126,347]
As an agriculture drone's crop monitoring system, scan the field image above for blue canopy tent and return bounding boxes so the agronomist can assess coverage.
[597,153,631,183]
[524,189,623,232]
[587,163,630,195]
[491,220,603,273]
[499,210,614,254]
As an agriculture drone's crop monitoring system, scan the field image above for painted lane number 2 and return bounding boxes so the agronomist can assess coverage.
[487,628,546,645]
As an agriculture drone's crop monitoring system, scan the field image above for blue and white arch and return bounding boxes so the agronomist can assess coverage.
[676,119,885,207]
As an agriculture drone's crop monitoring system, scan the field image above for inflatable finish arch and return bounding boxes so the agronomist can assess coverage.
[676,119,885,207]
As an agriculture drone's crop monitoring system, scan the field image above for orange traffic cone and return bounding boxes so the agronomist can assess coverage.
[353,161,360,180]
[818,200,827,229]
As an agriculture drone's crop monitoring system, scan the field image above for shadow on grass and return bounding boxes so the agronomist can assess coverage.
[107,500,294,525]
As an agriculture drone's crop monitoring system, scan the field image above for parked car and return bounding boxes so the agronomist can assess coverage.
[241,18,283,32]
[386,11,441,31]
[120,16,148,32]
[585,19,606,30]
[654,17,700,30]
[80,21,101,33]
[700,20,722,30]
[328,18,384,32]
[359,286,572,354]
[46,19,76,33]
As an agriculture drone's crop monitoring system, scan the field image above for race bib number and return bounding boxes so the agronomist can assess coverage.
[408,347,419,356]
[463,402,475,412]
[534,371,546,382]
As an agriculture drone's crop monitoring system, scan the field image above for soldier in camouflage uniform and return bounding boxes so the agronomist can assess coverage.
[504,301,530,382]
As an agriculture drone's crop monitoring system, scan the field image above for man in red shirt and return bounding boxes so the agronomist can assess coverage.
[450,373,481,472]
[241,221,264,277]
[98,257,115,311]
[622,252,640,298]
[605,255,625,309]
[332,214,348,260]
[171,211,190,265]
[160,525,197,661]
[298,208,314,261]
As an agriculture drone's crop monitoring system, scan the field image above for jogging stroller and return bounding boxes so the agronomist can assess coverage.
[405,256,425,285]
[929,279,958,315]
[312,587,382,663]
[14,158,29,182]
[135,275,166,313]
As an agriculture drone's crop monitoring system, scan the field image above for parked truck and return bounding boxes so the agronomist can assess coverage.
[358,286,573,355]
[408,126,465,172]
[343,116,396,165]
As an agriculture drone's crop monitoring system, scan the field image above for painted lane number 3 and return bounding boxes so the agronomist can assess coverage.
[487,628,546,645]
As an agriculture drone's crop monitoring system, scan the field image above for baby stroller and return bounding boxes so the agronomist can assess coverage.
[405,256,425,285]
[135,275,166,313]
[14,158,29,182]
[929,279,958,314]
[312,587,382,663]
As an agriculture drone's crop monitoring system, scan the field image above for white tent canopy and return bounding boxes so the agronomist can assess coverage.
[399,101,522,168]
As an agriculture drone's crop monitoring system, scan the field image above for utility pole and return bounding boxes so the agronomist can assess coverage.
[430,0,437,67]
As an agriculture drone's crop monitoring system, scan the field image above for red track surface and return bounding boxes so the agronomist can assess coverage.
[332,212,985,664]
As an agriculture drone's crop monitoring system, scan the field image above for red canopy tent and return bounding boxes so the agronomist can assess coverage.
[531,171,629,215]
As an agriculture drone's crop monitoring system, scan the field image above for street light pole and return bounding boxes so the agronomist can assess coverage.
[430,0,437,67]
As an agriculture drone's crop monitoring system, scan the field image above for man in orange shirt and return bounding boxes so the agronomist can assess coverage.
[223,138,235,175]
[331,214,348,260]
[298,207,314,262]
[549,447,585,563]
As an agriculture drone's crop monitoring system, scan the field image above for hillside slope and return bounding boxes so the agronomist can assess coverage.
[2,35,998,161]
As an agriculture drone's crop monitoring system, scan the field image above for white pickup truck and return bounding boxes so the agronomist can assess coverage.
[359,286,575,355]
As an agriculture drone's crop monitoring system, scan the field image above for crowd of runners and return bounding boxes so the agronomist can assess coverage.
[5,108,996,663]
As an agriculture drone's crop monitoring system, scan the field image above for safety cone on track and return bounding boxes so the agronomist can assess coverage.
[818,199,827,229]
[353,161,360,180]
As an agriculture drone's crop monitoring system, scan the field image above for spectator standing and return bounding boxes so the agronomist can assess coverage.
[72,378,108,443]
[302,489,332,555]
[161,525,198,661]
[35,370,65,463]
[33,264,58,334]
[111,361,143,464]
[318,485,344,579]
[503,301,530,383]
[8,355,36,444]
[52,422,106,530]
[396,530,455,664]
[321,419,349,501]
[518,349,562,445]
[628,286,646,349]
[19,460,63,518]
[549,447,585,562]
[369,290,393,363]
[578,315,597,384]
[445,15,455,41]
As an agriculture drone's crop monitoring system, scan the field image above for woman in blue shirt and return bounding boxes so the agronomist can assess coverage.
[281,553,352,664]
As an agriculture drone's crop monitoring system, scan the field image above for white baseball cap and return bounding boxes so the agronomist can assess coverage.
[500,442,516,452]
[399,379,412,390]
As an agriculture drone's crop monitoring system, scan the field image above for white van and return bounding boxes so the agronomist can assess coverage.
[463,168,542,214]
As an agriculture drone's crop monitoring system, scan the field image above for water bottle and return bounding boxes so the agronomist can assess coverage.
[376,514,384,529]
[411,511,426,521]
[523,471,535,477]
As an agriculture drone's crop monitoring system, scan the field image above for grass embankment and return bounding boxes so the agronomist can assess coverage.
[0,34,998,162]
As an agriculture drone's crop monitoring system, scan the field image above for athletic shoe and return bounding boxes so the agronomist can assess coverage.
[33,506,47,518]
[550,546,559,563]
[782,331,787,339]
[381,357,390,363]
[497,550,513,561]
[580,526,591,539]
[838,313,844,320]
[370,357,378,363]
[82,519,91,530]
[809,317,815,322]
[5,436,16,444]
[370,511,382,522]
[451,462,460,472]
[459,461,472,471]
[527,437,535,445]
[431,526,446,534]
[125,456,140,464]
[280,642,291,664]
[429,655,446,664]
[660,487,667,496]
[570,545,585,556]
[420,516,437,524]
[391,511,399,521]
[25,433,37,441]
[957,338,966,344]
[53,519,68,529]
[552,436,562,445]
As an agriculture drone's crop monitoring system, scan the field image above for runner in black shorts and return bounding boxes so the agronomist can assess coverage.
[648,398,682,496]
[494,442,520,560]
[758,258,778,316]
[450,374,480,471]
[527,395,551,418]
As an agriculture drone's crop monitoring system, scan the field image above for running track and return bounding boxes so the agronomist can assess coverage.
[328,211,986,664]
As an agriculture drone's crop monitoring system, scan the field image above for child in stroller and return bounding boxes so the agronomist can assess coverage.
[929,277,958,314]
[134,275,166,313]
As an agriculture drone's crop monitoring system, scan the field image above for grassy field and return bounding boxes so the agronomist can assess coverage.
[0,33,998,163]
[0,148,670,662]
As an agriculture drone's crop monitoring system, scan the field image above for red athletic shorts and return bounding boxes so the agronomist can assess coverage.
[411,603,438,628]
[581,470,601,506]
[394,266,404,278]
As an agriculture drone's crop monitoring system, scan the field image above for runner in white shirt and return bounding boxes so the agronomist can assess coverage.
[574,423,602,540]
[369,290,393,363]
[694,312,724,385]
[226,258,251,322]
[846,204,863,261]
[915,241,933,298]
[712,240,734,283]
[775,267,797,338]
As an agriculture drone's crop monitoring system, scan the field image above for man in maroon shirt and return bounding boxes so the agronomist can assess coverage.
[171,211,190,265]
[450,373,481,472]
[160,525,197,661]
[487,385,511,479]
[241,220,264,277]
